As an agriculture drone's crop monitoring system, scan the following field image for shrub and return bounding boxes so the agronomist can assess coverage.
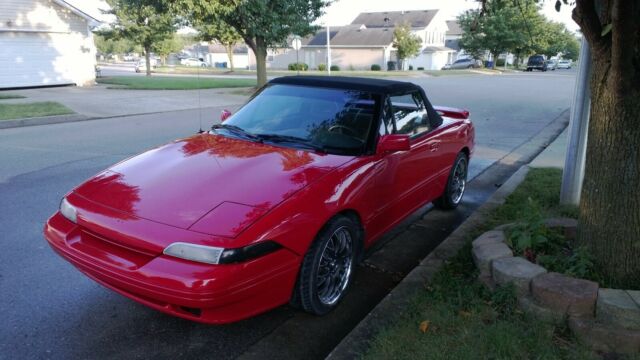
[317,63,326,71]
[496,59,506,67]
[287,62,308,71]
[370,64,381,71]
[409,65,414,70]
[417,67,424,70]
[330,65,340,71]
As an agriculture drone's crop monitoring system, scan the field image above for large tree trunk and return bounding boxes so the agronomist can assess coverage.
[255,37,268,87]
[225,44,235,71]
[575,0,640,288]
[144,46,152,77]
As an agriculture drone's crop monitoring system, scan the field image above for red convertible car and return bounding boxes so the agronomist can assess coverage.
[45,76,474,324]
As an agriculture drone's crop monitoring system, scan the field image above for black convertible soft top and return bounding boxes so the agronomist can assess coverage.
[269,76,444,129]
[269,76,420,94]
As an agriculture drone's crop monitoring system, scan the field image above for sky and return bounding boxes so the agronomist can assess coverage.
[66,0,580,33]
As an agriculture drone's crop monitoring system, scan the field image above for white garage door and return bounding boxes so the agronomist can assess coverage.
[0,31,77,88]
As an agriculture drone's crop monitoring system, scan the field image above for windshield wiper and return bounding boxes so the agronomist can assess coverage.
[212,124,261,142]
[255,134,327,153]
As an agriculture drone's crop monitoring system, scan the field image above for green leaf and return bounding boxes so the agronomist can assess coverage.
[601,23,612,36]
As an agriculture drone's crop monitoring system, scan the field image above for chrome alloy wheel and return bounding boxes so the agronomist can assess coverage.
[450,157,467,205]
[316,226,353,305]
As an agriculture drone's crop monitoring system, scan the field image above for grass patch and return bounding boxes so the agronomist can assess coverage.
[0,93,25,100]
[0,102,73,120]
[364,168,598,359]
[97,76,256,90]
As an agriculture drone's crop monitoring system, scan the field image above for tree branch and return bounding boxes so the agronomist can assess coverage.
[572,0,607,52]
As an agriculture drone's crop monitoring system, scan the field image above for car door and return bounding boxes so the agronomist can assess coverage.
[370,91,445,233]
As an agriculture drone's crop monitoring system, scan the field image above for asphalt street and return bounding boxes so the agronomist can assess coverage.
[0,69,575,359]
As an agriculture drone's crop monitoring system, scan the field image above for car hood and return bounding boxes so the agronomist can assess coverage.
[74,134,353,237]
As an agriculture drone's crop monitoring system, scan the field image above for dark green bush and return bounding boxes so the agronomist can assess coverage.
[317,63,326,71]
[408,65,414,70]
[496,59,506,67]
[287,62,308,71]
[330,65,340,71]
[370,64,381,71]
[417,67,424,70]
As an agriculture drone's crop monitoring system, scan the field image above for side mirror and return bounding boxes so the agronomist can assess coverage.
[221,109,232,122]
[377,134,410,153]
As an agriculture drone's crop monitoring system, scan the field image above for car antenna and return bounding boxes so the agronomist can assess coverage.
[197,56,204,134]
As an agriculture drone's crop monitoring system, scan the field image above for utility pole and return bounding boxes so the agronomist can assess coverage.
[326,25,331,75]
[560,37,591,205]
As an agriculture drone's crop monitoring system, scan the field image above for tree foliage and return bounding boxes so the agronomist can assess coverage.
[392,22,422,69]
[94,34,141,56]
[101,0,178,75]
[177,0,329,86]
[194,20,242,70]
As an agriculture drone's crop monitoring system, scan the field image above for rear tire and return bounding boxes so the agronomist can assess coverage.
[434,152,468,210]
[292,215,360,315]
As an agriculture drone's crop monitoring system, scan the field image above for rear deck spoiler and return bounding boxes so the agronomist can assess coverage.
[433,106,470,120]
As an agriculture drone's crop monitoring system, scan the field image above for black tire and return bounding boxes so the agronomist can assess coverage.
[434,152,469,210]
[292,215,360,315]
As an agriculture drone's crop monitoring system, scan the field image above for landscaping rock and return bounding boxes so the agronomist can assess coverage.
[596,288,640,330]
[472,242,513,275]
[472,230,506,249]
[492,257,547,296]
[531,272,598,318]
[518,296,565,324]
[544,217,577,240]
[569,316,640,354]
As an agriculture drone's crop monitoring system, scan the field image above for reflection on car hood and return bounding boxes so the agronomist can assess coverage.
[74,134,353,233]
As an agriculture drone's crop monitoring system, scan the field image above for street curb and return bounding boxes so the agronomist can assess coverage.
[0,113,89,129]
[327,165,533,360]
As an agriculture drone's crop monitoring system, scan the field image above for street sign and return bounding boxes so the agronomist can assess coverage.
[291,37,302,51]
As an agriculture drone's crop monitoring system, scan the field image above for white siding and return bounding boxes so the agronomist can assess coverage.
[0,0,96,88]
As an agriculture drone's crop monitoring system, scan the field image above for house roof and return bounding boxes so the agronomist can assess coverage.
[207,44,248,54]
[350,10,439,29]
[446,20,463,36]
[305,25,393,47]
[306,27,343,46]
[422,46,456,53]
[52,0,100,24]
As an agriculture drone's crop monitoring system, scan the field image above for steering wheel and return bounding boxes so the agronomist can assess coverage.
[328,124,359,138]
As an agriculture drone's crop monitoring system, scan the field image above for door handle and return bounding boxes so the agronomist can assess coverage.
[429,143,439,152]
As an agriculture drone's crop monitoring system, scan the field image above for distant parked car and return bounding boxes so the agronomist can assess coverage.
[526,55,547,71]
[557,59,572,69]
[134,59,157,73]
[181,58,209,67]
[442,58,481,70]
[545,59,558,71]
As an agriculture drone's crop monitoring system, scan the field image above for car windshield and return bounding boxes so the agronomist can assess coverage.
[220,84,378,155]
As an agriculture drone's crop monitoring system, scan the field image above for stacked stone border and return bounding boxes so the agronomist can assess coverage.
[472,220,640,354]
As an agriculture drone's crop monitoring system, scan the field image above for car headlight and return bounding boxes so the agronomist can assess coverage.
[60,197,77,223]
[163,241,282,265]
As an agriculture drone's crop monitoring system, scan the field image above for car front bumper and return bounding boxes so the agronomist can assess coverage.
[44,211,300,324]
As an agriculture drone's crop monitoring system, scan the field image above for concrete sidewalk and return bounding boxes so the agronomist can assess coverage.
[2,84,248,119]
[529,128,568,168]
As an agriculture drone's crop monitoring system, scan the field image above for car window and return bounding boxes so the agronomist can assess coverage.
[224,84,378,155]
[389,92,430,137]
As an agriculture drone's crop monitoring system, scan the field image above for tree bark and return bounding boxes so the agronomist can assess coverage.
[255,37,268,87]
[225,44,235,71]
[574,0,640,288]
[144,46,151,77]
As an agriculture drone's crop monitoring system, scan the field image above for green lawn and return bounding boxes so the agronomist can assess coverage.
[364,168,596,360]
[0,102,73,120]
[0,93,26,100]
[97,76,256,90]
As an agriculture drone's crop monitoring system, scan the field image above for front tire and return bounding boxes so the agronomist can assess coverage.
[434,152,468,210]
[293,215,359,315]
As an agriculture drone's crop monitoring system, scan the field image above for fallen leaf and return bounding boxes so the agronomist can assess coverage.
[459,310,472,318]
[419,320,430,333]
